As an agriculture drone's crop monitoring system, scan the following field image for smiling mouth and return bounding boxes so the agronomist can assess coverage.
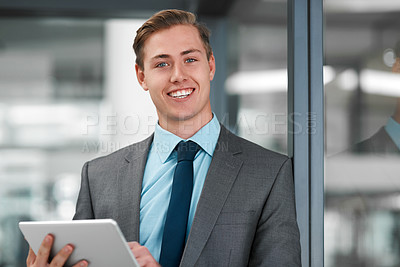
[168,88,194,99]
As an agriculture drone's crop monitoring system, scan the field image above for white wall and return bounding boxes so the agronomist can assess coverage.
[101,19,157,153]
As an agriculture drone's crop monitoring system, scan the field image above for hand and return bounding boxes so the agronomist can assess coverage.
[128,242,160,267]
[26,234,88,267]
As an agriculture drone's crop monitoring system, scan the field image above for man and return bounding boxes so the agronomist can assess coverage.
[27,9,301,267]
[352,43,400,154]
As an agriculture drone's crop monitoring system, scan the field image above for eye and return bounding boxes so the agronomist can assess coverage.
[185,58,196,63]
[156,62,168,68]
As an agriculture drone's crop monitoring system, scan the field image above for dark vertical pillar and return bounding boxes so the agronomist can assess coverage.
[309,0,324,266]
[288,0,324,266]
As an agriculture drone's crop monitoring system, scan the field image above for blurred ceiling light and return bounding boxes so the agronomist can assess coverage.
[9,104,80,125]
[360,69,400,97]
[225,69,287,94]
[325,0,400,13]
[225,66,335,94]
[324,66,336,84]
[337,69,359,91]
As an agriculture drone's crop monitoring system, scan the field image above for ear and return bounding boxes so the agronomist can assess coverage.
[135,64,148,91]
[208,54,216,81]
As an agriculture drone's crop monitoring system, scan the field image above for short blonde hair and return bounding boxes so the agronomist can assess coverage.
[133,9,212,69]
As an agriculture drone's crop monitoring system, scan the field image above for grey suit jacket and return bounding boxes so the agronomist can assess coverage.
[74,125,301,266]
[352,127,400,154]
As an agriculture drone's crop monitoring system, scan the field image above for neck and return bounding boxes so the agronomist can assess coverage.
[158,112,213,139]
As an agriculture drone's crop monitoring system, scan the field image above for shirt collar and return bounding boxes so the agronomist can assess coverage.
[385,116,400,150]
[152,114,221,163]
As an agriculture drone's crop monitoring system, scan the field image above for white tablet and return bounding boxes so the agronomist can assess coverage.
[19,219,139,267]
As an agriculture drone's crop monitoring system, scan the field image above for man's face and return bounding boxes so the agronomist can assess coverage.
[136,24,215,128]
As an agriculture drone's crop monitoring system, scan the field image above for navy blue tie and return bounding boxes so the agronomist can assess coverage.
[159,141,200,267]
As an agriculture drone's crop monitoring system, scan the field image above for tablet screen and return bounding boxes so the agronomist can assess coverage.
[19,219,139,267]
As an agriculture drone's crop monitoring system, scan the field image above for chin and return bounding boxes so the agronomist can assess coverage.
[173,113,196,122]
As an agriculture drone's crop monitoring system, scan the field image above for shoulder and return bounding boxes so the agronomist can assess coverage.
[352,127,399,154]
[218,125,290,166]
[86,134,153,168]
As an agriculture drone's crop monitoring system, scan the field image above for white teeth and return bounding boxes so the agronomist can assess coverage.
[169,89,194,98]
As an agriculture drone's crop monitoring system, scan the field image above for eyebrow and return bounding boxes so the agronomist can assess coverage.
[181,49,201,55]
[150,49,202,61]
[151,54,169,60]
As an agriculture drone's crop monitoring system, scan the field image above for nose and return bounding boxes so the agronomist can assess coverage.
[170,63,187,83]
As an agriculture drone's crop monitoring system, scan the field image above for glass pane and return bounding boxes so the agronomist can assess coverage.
[0,18,104,266]
[0,16,155,266]
[227,0,288,154]
[1,4,290,265]
[324,2,400,266]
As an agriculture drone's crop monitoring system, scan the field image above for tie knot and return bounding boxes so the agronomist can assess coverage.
[176,141,200,162]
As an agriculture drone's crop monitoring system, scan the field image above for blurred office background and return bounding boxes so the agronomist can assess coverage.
[1,0,400,266]
[0,1,289,266]
[324,1,400,267]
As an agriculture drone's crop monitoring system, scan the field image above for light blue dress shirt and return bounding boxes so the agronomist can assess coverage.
[139,115,221,262]
[385,116,400,150]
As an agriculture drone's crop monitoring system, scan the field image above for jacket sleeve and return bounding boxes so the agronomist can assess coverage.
[73,161,95,220]
[249,158,302,267]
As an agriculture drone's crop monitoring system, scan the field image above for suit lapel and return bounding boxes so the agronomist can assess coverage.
[181,127,243,266]
[117,135,153,242]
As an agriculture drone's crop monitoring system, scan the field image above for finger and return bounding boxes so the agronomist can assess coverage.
[135,257,146,266]
[49,244,74,267]
[134,253,149,267]
[127,243,160,266]
[72,260,89,267]
[128,241,140,250]
[26,246,36,266]
[36,234,54,266]
[135,254,160,267]
[131,245,150,258]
